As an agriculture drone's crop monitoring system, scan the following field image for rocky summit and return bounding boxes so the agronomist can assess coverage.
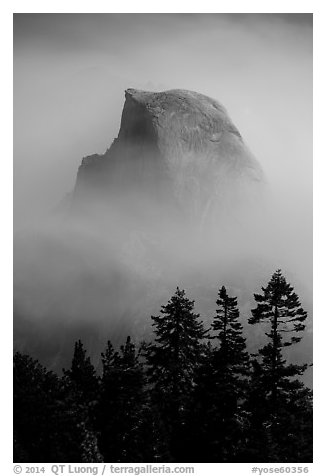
[74,89,264,224]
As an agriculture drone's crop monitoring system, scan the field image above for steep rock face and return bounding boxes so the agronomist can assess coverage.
[74,89,264,224]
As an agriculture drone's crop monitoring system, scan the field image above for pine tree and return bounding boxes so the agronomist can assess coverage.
[247,269,312,462]
[64,339,99,403]
[212,286,250,460]
[189,286,249,462]
[146,287,207,460]
[249,270,308,412]
[97,337,151,462]
[62,340,101,461]
[212,285,250,381]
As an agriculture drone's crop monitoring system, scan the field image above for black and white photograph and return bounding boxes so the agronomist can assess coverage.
[12,11,313,465]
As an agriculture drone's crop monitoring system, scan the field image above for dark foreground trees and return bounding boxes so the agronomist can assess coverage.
[145,287,208,460]
[96,336,154,462]
[14,352,60,462]
[13,272,312,463]
[188,286,250,462]
[246,269,312,462]
[14,351,102,462]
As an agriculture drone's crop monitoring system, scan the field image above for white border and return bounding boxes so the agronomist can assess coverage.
[3,2,323,473]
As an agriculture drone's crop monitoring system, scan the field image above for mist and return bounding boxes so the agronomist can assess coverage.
[13,14,312,383]
[14,14,312,226]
